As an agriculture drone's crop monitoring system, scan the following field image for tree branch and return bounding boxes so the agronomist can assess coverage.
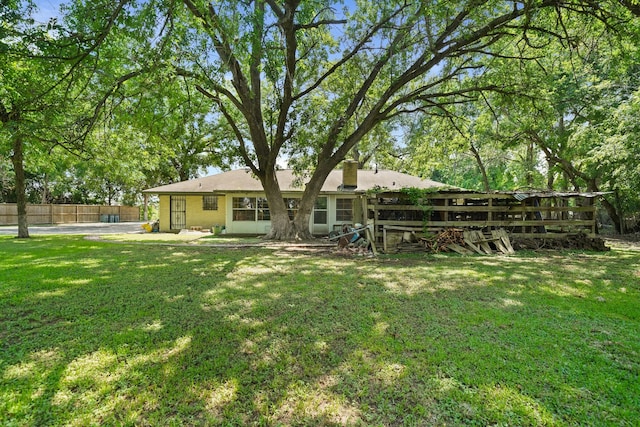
[293,3,409,101]
[294,18,347,30]
[195,85,256,173]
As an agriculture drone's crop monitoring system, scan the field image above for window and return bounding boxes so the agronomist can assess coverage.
[202,195,218,211]
[233,197,256,221]
[313,197,327,224]
[257,197,270,221]
[284,198,301,220]
[336,198,353,222]
[232,196,271,221]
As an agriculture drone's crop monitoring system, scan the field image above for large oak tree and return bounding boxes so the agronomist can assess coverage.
[1,0,168,237]
[148,0,631,239]
[8,1,635,239]
[402,4,640,232]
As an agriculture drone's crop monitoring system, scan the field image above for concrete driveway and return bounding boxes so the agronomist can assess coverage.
[0,222,147,236]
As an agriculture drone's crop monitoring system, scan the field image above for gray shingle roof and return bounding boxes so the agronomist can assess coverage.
[143,169,452,194]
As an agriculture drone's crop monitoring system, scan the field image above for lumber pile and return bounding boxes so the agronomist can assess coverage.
[384,226,610,254]
[385,227,515,255]
[424,227,514,255]
[423,228,466,252]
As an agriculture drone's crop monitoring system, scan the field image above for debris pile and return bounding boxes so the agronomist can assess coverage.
[385,227,515,255]
[385,227,610,254]
[424,228,466,252]
[512,233,610,251]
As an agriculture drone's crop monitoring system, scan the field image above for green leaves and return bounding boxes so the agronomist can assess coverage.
[399,1,640,218]
[4,0,640,236]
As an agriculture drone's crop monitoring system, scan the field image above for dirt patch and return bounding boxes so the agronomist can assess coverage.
[603,233,640,251]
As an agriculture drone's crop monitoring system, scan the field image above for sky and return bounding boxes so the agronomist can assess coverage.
[32,0,65,23]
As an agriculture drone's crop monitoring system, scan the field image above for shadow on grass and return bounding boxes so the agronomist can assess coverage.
[1,236,638,425]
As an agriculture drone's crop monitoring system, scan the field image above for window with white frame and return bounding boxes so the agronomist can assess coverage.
[233,197,256,221]
[313,197,327,224]
[336,198,353,222]
[232,196,271,221]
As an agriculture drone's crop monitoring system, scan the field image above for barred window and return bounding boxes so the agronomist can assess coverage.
[202,195,218,211]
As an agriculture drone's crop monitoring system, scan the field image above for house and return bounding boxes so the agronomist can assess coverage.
[142,161,451,234]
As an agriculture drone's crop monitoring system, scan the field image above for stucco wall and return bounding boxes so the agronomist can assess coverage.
[159,195,170,232]
[186,195,226,230]
[158,194,226,232]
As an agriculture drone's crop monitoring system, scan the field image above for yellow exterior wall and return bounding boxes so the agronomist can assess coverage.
[158,194,227,232]
[156,192,359,234]
[159,195,170,232]
[186,195,226,230]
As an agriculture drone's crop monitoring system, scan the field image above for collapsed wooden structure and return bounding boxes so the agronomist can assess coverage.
[362,190,603,253]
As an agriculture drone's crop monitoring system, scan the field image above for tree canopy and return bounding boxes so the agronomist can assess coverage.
[398,4,640,231]
[2,0,639,237]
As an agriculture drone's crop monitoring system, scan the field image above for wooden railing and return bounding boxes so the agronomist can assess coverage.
[366,191,598,241]
[0,204,140,225]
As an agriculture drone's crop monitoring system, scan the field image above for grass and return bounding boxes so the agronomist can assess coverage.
[0,235,638,426]
[99,232,265,245]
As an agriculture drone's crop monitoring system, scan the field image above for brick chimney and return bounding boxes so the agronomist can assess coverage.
[340,160,358,190]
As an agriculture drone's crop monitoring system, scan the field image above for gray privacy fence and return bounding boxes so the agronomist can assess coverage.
[0,204,140,225]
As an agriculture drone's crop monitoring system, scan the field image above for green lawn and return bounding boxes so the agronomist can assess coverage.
[1,236,638,426]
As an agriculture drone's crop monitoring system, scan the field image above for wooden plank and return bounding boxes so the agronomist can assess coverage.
[447,243,473,255]
[472,230,493,254]
[488,198,493,222]
[490,230,509,254]
[383,225,425,232]
[503,236,515,253]
[368,204,597,213]
[492,229,515,254]
[383,227,388,253]
[511,232,597,239]
[365,228,378,256]
[420,192,518,200]
[463,231,485,255]
[380,220,596,227]
[376,220,427,227]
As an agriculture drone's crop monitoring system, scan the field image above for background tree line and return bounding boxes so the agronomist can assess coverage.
[1,0,639,237]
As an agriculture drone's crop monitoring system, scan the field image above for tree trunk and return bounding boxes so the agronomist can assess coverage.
[546,158,555,190]
[614,190,625,234]
[524,140,535,188]
[11,135,29,238]
[41,174,49,204]
[143,193,149,221]
[262,159,339,241]
[601,195,622,233]
[263,183,316,241]
[261,167,313,241]
[469,142,490,191]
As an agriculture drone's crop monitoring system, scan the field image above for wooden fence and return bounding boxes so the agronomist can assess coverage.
[367,190,599,243]
[0,204,140,225]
